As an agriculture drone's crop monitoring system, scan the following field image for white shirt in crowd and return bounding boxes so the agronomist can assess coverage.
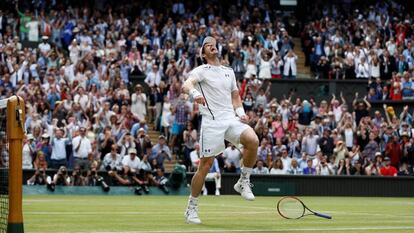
[253,166,269,174]
[370,63,380,78]
[51,137,70,160]
[122,155,141,171]
[72,136,92,159]
[38,42,51,54]
[281,156,292,172]
[22,143,33,169]
[131,92,147,120]
[270,168,286,174]
[144,70,161,87]
[74,94,89,110]
[356,62,370,78]
[102,153,123,171]
[26,20,39,42]
[223,146,241,169]
[283,54,298,76]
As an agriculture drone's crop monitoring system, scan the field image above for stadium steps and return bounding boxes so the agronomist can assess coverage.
[292,37,311,78]
[147,122,176,173]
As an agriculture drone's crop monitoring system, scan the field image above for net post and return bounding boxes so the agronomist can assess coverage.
[6,96,24,233]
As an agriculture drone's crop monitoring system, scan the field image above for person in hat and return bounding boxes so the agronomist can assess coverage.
[121,148,141,173]
[379,157,398,176]
[183,36,259,224]
[38,35,51,55]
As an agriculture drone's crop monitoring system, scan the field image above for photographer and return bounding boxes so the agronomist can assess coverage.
[108,165,146,195]
[50,166,71,187]
[27,168,47,185]
[86,163,110,192]
[152,168,169,194]
[70,165,85,186]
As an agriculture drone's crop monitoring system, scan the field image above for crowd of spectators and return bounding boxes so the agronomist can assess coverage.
[0,0,413,193]
[300,1,414,101]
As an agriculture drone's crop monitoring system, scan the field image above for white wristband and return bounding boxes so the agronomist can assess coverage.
[189,89,202,101]
[235,107,246,117]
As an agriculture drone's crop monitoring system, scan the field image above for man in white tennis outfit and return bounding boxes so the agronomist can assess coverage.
[183,36,259,224]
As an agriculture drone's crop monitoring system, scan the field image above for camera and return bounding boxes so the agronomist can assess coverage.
[97,177,110,192]
[134,187,143,195]
[46,176,55,192]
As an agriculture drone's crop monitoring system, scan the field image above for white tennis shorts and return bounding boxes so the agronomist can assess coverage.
[199,116,250,157]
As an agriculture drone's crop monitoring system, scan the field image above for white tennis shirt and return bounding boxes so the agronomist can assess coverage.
[189,64,238,120]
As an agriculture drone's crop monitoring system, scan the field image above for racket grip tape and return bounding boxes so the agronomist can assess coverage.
[314,212,332,219]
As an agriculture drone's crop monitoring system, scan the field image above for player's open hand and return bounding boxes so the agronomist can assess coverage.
[240,115,250,124]
[194,96,206,105]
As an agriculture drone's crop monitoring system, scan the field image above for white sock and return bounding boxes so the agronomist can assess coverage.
[188,195,199,206]
[241,167,252,180]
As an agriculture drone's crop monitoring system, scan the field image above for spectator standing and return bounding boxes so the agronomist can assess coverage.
[283,50,298,79]
[385,135,402,168]
[131,84,147,120]
[50,128,71,169]
[72,127,92,170]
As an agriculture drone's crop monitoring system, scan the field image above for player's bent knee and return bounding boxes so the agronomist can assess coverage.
[240,129,259,149]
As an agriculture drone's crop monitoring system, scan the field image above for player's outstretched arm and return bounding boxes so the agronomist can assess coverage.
[183,75,206,105]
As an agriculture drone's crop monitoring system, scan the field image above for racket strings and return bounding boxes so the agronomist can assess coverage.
[278,198,305,219]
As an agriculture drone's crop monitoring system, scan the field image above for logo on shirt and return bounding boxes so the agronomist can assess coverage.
[204,149,211,153]
[225,74,230,77]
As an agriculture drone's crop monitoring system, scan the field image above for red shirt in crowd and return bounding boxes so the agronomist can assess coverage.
[385,142,402,167]
[380,165,398,176]
[389,82,402,100]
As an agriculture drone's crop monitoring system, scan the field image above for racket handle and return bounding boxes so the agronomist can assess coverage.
[314,212,332,219]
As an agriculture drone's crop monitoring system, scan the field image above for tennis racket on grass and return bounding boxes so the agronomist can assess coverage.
[277,196,332,219]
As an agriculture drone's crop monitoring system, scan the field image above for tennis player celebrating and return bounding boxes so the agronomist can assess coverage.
[183,36,259,224]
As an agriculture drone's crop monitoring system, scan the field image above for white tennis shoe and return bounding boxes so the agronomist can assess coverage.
[234,178,255,201]
[185,204,201,224]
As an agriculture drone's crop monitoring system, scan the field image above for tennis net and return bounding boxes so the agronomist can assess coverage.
[0,98,9,233]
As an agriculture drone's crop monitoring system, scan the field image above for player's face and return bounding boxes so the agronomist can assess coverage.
[203,42,218,57]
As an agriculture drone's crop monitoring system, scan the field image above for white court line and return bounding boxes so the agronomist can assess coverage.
[30,226,414,233]
[202,203,414,219]
[24,211,270,215]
